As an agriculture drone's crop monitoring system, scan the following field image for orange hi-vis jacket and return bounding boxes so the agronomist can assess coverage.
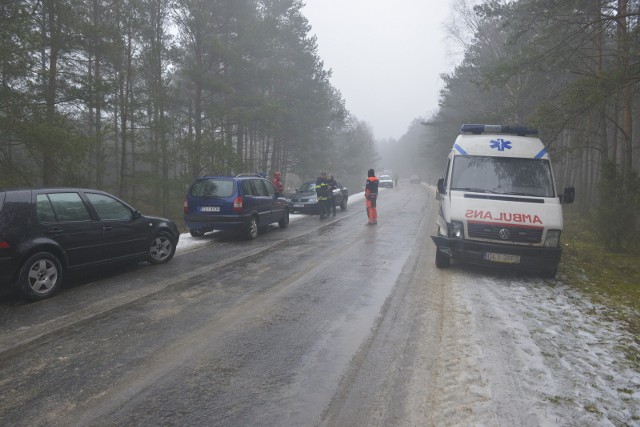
[365,176,379,200]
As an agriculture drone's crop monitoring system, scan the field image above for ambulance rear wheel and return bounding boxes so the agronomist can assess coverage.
[435,249,450,268]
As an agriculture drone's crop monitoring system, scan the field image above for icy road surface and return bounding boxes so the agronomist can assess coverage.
[0,182,637,426]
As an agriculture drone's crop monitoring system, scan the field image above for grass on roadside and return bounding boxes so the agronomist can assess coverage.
[560,206,640,366]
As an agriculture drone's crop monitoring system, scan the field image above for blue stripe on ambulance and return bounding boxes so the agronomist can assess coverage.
[454,144,467,155]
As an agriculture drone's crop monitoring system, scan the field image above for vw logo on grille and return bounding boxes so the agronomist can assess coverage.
[498,228,510,240]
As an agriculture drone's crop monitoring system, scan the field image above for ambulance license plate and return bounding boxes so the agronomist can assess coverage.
[484,252,520,264]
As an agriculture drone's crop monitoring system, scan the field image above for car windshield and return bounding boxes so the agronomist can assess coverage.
[380,175,391,180]
[297,183,316,192]
[450,155,555,197]
[190,179,235,197]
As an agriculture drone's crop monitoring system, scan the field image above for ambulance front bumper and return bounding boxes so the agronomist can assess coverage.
[431,235,562,272]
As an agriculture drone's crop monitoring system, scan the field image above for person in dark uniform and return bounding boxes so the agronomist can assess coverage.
[315,172,330,220]
[327,175,338,216]
[365,168,379,225]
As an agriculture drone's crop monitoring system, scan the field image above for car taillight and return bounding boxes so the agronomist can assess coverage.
[233,196,243,212]
[183,197,188,214]
[0,240,9,249]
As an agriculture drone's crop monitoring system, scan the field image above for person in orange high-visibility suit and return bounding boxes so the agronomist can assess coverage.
[365,168,379,225]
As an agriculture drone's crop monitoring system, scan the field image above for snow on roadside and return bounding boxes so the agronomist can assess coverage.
[448,272,640,425]
[176,190,367,253]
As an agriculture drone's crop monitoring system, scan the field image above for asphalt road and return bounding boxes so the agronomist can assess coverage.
[0,182,443,426]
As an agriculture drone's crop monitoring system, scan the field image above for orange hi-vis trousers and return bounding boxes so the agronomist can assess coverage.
[366,194,377,224]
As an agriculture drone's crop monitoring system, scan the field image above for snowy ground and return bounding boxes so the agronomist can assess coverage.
[430,270,640,426]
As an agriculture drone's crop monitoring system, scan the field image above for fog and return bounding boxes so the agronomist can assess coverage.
[302,0,453,141]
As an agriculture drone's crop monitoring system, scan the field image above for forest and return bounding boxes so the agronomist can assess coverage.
[2,0,639,248]
[385,0,639,251]
[0,0,377,219]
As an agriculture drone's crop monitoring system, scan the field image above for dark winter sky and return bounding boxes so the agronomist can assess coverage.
[302,0,453,141]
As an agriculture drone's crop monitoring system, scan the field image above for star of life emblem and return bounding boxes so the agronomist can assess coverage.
[490,138,512,151]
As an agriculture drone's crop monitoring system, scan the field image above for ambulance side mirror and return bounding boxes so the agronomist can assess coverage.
[560,186,575,204]
[437,178,445,195]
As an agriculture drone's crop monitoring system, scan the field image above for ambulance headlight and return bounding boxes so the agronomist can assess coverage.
[544,230,561,247]
[450,221,464,239]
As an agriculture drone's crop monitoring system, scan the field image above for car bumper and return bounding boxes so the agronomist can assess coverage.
[0,256,18,286]
[431,235,561,272]
[184,213,251,231]
[288,202,321,214]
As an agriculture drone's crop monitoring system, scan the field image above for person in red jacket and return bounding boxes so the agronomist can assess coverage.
[272,171,283,194]
[365,168,379,225]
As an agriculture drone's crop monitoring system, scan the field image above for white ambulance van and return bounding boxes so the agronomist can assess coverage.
[431,124,575,277]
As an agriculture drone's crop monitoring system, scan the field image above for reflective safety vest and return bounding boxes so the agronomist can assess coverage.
[365,176,379,199]
[315,178,329,200]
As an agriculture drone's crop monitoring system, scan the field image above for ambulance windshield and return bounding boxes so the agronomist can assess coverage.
[451,156,555,197]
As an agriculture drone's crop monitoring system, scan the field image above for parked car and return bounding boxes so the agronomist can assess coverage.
[287,181,349,214]
[410,175,421,183]
[0,188,180,301]
[184,174,289,239]
[379,174,394,188]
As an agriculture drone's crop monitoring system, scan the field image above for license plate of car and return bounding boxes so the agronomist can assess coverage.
[293,203,304,208]
[200,206,220,212]
[484,252,520,264]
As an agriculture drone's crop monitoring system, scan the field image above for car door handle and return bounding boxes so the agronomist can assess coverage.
[102,226,113,232]
[47,228,63,234]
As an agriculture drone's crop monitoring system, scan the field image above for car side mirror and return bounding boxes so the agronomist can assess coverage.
[437,178,445,195]
[133,210,142,219]
[560,186,575,204]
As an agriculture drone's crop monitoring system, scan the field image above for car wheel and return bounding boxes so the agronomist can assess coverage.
[435,249,450,268]
[148,232,176,264]
[189,229,205,237]
[279,210,289,228]
[245,216,258,239]
[17,252,63,301]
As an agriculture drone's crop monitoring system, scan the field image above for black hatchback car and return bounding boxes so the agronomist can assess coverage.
[0,188,180,301]
[183,174,289,239]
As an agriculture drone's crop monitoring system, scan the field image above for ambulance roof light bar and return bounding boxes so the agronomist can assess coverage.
[460,124,538,136]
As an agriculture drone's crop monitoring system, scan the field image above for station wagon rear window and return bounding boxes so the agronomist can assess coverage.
[190,179,235,198]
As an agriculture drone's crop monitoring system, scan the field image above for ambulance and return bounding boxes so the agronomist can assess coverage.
[431,124,575,277]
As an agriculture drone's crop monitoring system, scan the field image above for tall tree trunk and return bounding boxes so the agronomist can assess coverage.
[43,0,58,185]
[92,0,104,188]
[118,27,134,197]
[617,0,632,174]
[193,79,203,176]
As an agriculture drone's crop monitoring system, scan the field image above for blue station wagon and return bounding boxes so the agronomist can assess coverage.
[183,175,290,239]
